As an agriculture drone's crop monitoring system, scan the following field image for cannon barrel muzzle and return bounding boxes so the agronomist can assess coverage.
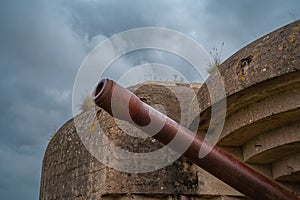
[93,79,299,200]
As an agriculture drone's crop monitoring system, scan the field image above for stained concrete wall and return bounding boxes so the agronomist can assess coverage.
[40,82,247,200]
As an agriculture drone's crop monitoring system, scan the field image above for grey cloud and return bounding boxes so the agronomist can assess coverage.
[193,0,300,58]
[0,1,88,199]
[61,0,300,59]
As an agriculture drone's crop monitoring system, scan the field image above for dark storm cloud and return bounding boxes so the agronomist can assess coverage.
[61,0,300,58]
[62,0,185,37]
[197,0,300,57]
[0,0,299,200]
[0,0,84,146]
[0,1,87,199]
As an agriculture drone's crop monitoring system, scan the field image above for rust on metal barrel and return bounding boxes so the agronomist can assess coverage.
[93,79,299,200]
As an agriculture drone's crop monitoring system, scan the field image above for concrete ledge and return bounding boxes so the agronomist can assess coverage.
[243,123,300,164]
[273,152,300,182]
[218,87,300,146]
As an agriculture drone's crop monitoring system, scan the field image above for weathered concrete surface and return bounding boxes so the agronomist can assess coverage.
[243,123,300,164]
[195,20,300,131]
[273,153,300,182]
[40,20,300,199]
[218,87,300,146]
[195,20,300,195]
[40,83,245,199]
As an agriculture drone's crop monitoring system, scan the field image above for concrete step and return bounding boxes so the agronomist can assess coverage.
[272,152,300,182]
[242,123,300,164]
[218,87,300,146]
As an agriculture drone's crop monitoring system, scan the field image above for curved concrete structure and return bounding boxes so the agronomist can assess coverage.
[195,19,300,195]
[40,20,300,199]
[40,83,245,199]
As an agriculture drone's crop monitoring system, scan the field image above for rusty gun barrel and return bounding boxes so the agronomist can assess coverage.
[93,79,299,200]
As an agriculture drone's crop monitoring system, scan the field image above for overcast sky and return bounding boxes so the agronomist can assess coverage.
[0,0,299,199]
